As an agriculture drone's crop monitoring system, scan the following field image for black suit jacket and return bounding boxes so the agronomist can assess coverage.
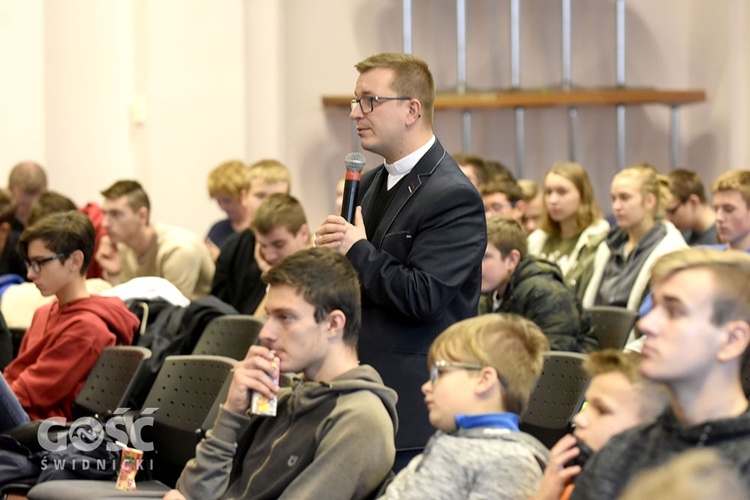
[347,138,487,450]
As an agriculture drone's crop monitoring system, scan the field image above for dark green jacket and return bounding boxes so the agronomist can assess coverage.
[480,257,598,352]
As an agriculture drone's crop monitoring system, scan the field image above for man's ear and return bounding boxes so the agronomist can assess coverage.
[513,200,527,222]
[686,193,701,207]
[325,309,347,340]
[405,98,423,126]
[297,224,311,245]
[718,320,750,363]
[137,206,149,225]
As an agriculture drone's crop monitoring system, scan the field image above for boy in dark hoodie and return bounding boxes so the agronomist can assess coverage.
[0,211,138,428]
[166,248,397,500]
[479,216,598,352]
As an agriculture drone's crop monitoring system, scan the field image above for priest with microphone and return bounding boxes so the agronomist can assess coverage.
[315,52,487,472]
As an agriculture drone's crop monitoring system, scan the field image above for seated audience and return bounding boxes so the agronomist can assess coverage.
[26,190,77,227]
[205,160,250,260]
[665,168,717,246]
[485,159,516,182]
[518,178,544,235]
[453,152,492,191]
[165,248,397,500]
[528,162,610,300]
[0,203,25,278]
[252,194,312,271]
[380,313,550,499]
[211,159,291,314]
[95,180,214,300]
[480,216,598,352]
[0,212,138,429]
[619,449,749,500]
[7,161,47,231]
[250,194,312,316]
[571,248,750,498]
[582,163,686,314]
[535,350,669,500]
[711,169,750,251]
[481,175,526,221]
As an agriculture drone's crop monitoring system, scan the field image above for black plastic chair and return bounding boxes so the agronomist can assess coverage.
[28,354,237,499]
[520,351,590,449]
[586,305,638,351]
[72,346,153,419]
[191,314,264,360]
[0,346,151,499]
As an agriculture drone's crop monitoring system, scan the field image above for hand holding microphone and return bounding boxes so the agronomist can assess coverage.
[315,152,367,254]
[341,152,365,223]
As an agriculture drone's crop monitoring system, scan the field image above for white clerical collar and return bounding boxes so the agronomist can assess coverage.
[383,135,436,190]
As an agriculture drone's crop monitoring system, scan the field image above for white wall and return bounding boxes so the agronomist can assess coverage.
[0,0,746,234]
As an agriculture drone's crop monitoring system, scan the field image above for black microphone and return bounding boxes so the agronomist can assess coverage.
[341,152,365,223]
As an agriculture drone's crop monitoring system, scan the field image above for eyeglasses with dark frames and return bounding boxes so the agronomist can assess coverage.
[25,253,67,273]
[350,95,411,114]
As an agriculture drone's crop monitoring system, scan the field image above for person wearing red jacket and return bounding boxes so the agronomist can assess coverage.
[0,211,138,429]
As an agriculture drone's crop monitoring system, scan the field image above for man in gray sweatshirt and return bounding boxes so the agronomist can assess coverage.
[165,248,398,500]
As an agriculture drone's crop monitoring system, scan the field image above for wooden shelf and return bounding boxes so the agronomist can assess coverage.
[322,88,706,110]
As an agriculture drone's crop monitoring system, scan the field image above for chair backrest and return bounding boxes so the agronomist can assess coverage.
[520,351,590,448]
[191,314,264,360]
[587,305,638,350]
[72,346,152,420]
[141,355,236,485]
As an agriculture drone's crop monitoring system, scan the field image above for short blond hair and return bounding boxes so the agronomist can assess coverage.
[711,169,750,208]
[247,159,292,189]
[207,160,248,198]
[429,314,549,415]
[620,449,748,500]
[584,350,669,421]
[251,193,307,236]
[651,248,750,328]
[613,163,670,219]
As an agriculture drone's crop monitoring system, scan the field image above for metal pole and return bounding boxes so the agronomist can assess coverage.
[456,0,471,150]
[457,0,467,94]
[568,107,579,162]
[511,0,524,175]
[511,0,520,88]
[516,108,525,178]
[562,0,577,161]
[616,0,626,171]
[562,0,572,89]
[616,0,626,86]
[670,106,680,169]
[462,112,472,151]
[403,0,412,54]
[617,105,626,170]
